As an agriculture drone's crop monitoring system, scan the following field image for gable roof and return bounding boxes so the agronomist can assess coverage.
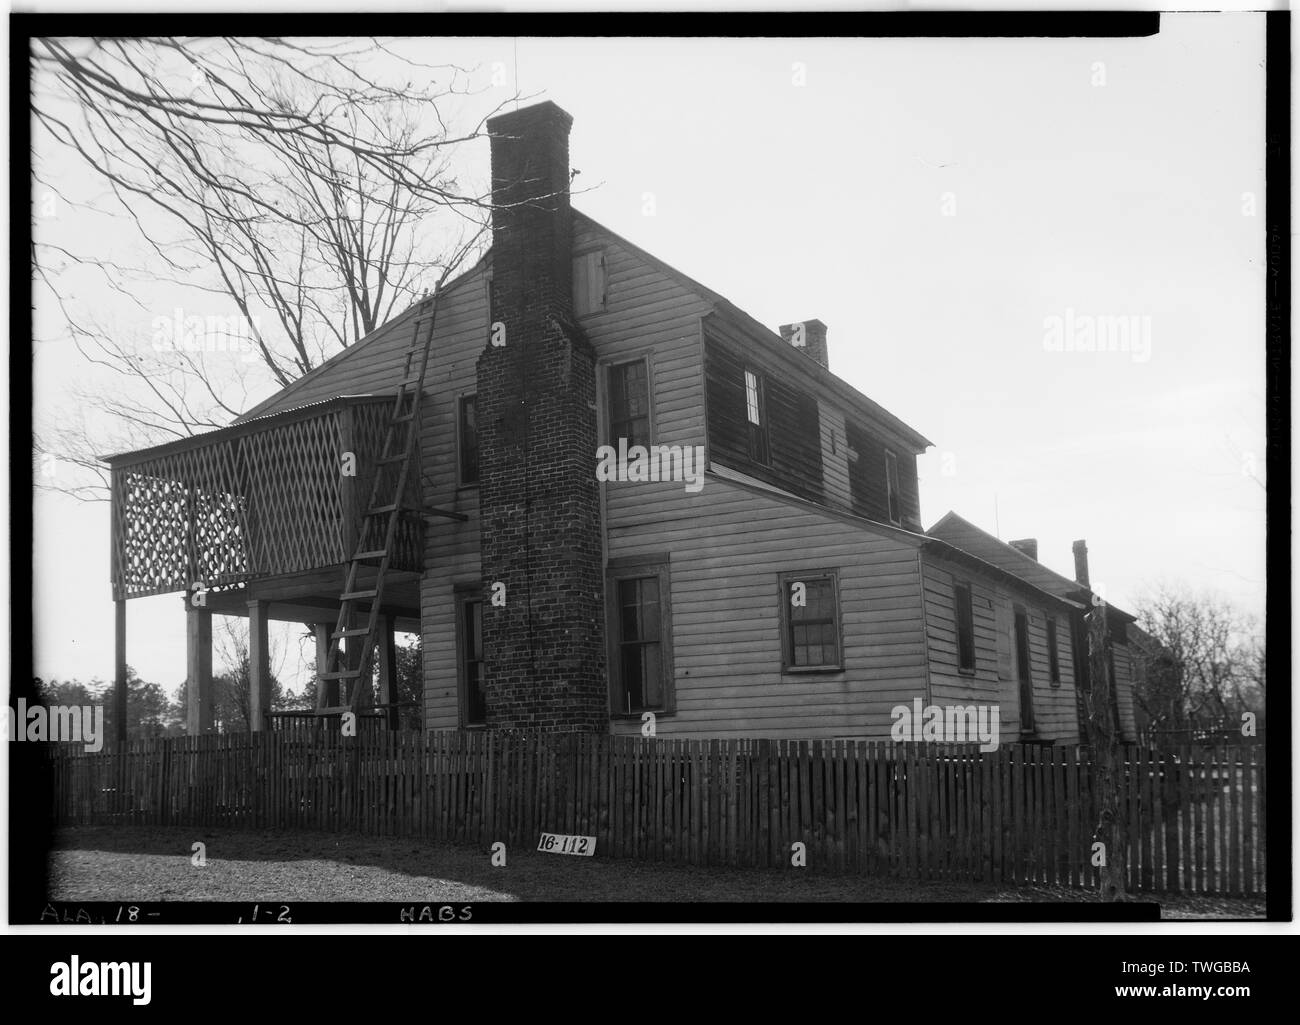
[927,510,1136,623]
[228,207,932,455]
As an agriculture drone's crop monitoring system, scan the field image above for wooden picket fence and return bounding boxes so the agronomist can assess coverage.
[45,732,1266,896]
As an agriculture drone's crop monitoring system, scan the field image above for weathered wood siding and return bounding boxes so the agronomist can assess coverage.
[846,419,922,531]
[606,474,928,739]
[818,401,853,512]
[921,553,1081,745]
[703,322,824,503]
[1112,640,1138,742]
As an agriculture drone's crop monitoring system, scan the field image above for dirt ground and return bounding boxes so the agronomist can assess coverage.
[46,826,1266,919]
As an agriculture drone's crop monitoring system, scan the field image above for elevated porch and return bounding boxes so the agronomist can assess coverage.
[104,396,427,739]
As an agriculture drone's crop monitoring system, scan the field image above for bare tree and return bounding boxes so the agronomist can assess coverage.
[32,37,508,498]
[1132,585,1263,743]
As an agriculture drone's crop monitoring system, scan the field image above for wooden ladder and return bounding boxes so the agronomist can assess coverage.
[316,292,440,717]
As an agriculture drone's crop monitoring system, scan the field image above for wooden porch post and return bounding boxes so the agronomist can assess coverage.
[247,599,272,731]
[314,622,339,709]
[114,599,128,745]
[186,606,214,734]
[377,614,399,730]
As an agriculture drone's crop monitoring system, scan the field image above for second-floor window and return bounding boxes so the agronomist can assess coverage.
[884,449,902,525]
[458,394,478,486]
[744,368,770,465]
[608,359,651,448]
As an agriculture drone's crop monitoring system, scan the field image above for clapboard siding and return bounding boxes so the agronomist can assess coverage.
[417,268,490,729]
[922,554,1081,745]
[420,215,713,727]
[606,475,928,740]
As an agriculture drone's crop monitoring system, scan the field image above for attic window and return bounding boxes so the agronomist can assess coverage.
[884,449,902,525]
[573,249,606,316]
[743,368,770,466]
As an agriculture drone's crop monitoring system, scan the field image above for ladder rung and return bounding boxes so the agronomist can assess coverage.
[377,452,409,465]
[368,503,398,515]
[352,549,389,561]
[340,589,378,601]
[318,670,363,681]
[393,412,416,423]
[332,627,371,639]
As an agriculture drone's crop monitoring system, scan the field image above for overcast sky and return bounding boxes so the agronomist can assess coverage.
[31,16,1269,693]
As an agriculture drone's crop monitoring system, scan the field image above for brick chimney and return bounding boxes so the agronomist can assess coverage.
[1009,538,1038,561]
[1072,539,1090,588]
[476,101,606,732]
[779,319,829,370]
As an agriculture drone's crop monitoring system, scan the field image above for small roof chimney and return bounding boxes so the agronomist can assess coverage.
[779,319,829,370]
[1072,539,1090,587]
[1009,538,1038,561]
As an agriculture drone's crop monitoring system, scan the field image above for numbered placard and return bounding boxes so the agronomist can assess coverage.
[537,832,596,857]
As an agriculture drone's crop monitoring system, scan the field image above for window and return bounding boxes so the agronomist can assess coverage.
[1014,607,1035,733]
[1046,617,1061,686]
[573,249,606,316]
[744,368,770,465]
[607,359,651,448]
[780,571,842,671]
[607,558,674,715]
[1107,646,1123,739]
[954,582,976,674]
[455,591,486,727]
[884,449,902,525]
[457,394,478,486]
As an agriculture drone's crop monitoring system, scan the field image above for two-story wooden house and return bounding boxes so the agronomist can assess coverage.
[106,100,1138,747]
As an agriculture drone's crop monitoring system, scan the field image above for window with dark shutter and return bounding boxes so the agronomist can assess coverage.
[885,449,902,525]
[573,250,606,316]
[1015,607,1036,733]
[955,582,976,673]
[1047,617,1062,686]
[457,394,478,486]
[456,592,486,727]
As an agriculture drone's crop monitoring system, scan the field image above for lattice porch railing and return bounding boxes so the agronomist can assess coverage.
[107,396,423,601]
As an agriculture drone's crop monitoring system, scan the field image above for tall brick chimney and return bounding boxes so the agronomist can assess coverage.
[1009,538,1038,561]
[476,101,607,732]
[1072,539,1090,588]
[779,320,829,370]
